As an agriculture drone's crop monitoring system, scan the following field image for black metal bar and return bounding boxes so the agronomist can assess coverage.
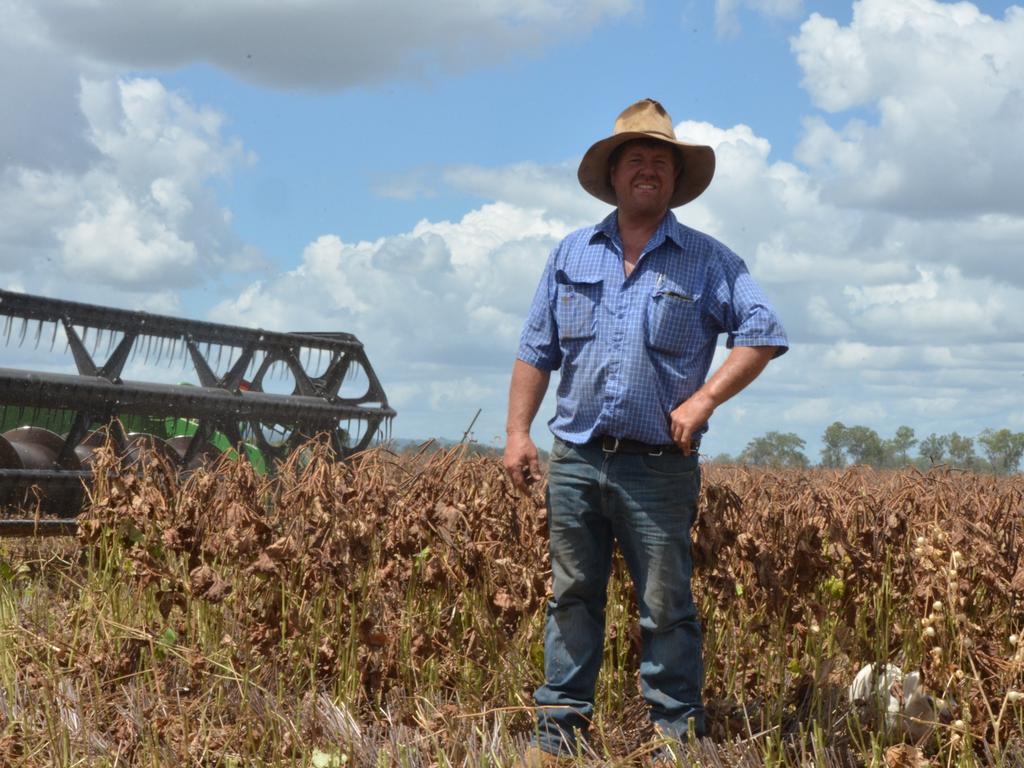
[1,289,362,355]
[98,332,137,380]
[0,469,91,483]
[180,421,213,466]
[61,318,98,376]
[282,348,317,397]
[0,369,396,424]
[222,344,256,390]
[320,352,351,398]
[0,471,87,526]
[0,519,78,537]
[186,339,219,387]
[57,412,92,467]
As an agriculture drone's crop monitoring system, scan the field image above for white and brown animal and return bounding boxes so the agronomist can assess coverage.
[848,663,953,742]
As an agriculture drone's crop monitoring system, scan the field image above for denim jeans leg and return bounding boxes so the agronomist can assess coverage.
[609,451,704,740]
[533,440,613,754]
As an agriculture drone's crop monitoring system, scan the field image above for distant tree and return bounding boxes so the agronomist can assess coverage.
[739,432,809,468]
[707,452,737,465]
[843,425,886,467]
[919,433,950,466]
[821,422,847,468]
[885,426,917,467]
[978,428,1024,474]
[947,432,977,470]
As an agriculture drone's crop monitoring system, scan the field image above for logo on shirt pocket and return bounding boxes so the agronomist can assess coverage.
[555,272,602,340]
[645,286,702,355]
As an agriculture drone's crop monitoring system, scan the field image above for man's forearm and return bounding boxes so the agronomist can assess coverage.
[668,345,776,453]
[506,359,551,434]
[692,345,776,411]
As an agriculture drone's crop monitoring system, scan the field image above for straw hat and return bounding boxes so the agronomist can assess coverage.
[577,98,715,208]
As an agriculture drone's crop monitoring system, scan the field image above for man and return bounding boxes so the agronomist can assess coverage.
[503,98,788,762]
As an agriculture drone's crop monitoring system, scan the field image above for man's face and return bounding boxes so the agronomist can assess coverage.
[609,141,678,218]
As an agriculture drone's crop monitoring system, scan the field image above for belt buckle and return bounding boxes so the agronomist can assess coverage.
[647,446,664,457]
[602,436,620,454]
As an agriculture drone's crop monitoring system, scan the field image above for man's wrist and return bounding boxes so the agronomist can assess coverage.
[691,389,719,411]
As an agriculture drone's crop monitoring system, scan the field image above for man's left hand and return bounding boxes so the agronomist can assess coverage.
[669,392,715,455]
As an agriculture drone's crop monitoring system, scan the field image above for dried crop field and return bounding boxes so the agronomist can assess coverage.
[1,445,1023,767]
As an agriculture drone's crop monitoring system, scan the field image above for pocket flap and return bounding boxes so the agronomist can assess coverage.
[652,277,699,304]
[555,267,603,287]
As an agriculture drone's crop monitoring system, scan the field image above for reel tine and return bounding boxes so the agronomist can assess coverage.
[90,327,102,358]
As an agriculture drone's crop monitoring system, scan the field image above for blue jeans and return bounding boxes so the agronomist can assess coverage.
[533,437,704,754]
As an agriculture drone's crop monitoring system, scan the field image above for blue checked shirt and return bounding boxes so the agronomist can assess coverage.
[517,210,788,446]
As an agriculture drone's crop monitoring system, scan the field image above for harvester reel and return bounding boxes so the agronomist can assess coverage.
[0,289,395,535]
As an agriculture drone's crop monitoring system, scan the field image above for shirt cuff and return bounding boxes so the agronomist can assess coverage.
[727,335,789,357]
[516,346,560,371]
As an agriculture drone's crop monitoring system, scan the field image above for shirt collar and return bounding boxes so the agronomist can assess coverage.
[593,210,686,251]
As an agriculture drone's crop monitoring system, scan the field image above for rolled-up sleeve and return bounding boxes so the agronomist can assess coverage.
[712,249,789,357]
[517,252,563,371]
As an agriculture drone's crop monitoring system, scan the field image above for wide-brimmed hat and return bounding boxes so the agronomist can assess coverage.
[577,98,715,208]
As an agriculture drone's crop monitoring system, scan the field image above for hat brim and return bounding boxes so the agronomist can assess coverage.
[577,131,715,208]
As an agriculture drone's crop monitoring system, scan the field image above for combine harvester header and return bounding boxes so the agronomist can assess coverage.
[0,288,395,536]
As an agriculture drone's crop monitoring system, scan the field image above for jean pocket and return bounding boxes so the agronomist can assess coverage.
[645,286,702,354]
[555,271,601,340]
[549,437,573,462]
[640,451,699,478]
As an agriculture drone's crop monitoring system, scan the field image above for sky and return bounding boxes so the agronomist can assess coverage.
[1,0,1023,461]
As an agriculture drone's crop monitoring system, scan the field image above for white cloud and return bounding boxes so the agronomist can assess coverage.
[0,2,95,172]
[442,162,607,226]
[781,398,832,424]
[210,202,568,371]
[792,0,1024,216]
[208,202,573,440]
[59,192,199,286]
[841,266,1020,341]
[823,341,904,369]
[0,77,258,294]
[34,0,636,90]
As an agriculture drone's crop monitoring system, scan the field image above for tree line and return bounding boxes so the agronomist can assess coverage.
[713,424,1024,474]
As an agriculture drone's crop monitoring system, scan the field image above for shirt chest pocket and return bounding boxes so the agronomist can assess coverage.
[646,284,703,355]
[554,270,602,341]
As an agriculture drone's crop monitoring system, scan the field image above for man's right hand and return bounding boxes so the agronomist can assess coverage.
[503,431,541,493]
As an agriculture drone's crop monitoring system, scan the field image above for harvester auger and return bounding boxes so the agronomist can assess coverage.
[0,288,395,536]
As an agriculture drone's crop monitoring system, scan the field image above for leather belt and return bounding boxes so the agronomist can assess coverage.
[586,435,683,455]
